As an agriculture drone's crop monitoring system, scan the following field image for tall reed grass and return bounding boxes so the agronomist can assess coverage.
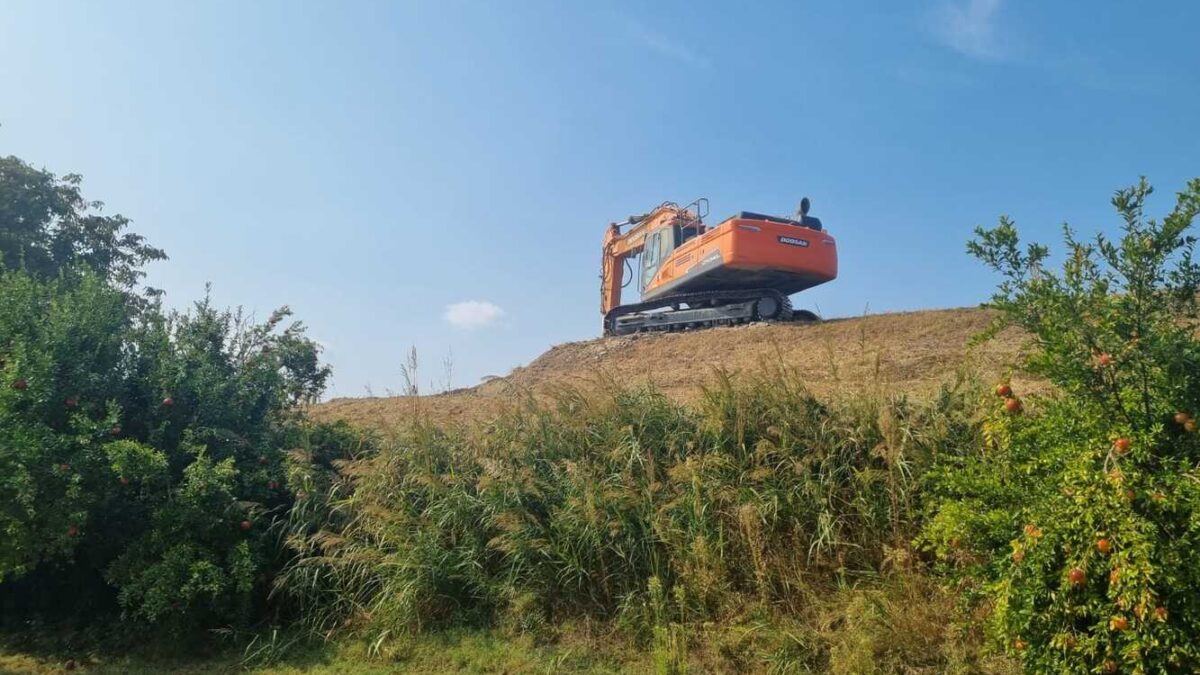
[278,366,996,670]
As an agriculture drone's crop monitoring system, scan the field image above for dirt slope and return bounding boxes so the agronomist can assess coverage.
[314,306,1039,430]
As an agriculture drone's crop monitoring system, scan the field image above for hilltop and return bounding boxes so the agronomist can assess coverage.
[314,306,1038,430]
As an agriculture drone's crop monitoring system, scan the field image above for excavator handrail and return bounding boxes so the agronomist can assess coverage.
[681,197,709,223]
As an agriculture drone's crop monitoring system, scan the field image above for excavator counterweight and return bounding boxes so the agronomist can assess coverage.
[599,198,837,335]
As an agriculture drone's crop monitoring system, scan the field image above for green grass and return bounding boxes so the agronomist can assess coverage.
[1,586,1019,674]
[0,629,648,674]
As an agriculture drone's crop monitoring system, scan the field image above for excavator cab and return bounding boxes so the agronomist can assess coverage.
[638,205,706,292]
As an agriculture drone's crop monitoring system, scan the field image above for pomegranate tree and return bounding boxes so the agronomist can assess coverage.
[923,178,1200,671]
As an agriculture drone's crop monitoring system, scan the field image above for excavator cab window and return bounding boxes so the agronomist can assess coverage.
[640,227,678,292]
[640,231,662,291]
[663,229,678,256]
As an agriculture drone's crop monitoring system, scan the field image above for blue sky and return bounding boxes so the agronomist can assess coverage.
[2,1,1198,397]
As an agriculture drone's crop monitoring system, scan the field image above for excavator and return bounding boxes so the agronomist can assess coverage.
[600,197,837,336]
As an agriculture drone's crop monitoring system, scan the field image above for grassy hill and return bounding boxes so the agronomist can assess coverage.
[315,306,1036,429]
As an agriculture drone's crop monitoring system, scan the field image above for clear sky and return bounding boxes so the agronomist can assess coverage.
[2,1,1198,397]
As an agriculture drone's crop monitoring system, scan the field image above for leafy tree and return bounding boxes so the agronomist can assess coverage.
[0,154,333,636]
[0,267,331,631]
[0,155,165,290]
[923,178,1200,673]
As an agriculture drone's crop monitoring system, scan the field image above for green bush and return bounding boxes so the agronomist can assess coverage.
[0,157,339,636]
[0,268,332,631]
[922,178,1200,672]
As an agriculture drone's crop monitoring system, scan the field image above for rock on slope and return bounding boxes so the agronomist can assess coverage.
[314,306,1034,430]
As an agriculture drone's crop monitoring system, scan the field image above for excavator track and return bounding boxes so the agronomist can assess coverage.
[604,288,818,336]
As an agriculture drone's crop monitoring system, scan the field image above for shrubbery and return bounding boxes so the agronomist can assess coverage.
[0,156,345,637]
[923,178,1200,673]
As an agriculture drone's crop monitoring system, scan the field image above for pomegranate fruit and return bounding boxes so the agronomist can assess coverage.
[1068,567,1086,587]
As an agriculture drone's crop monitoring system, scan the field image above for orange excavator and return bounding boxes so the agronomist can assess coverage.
[600,197,837,335]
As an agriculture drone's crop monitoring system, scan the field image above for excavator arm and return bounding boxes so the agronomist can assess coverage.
[600,202,703,315]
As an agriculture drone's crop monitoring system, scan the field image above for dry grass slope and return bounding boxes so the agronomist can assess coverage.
[314,306,1039,430]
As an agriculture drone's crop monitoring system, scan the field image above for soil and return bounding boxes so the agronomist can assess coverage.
[312,306,1040,430]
